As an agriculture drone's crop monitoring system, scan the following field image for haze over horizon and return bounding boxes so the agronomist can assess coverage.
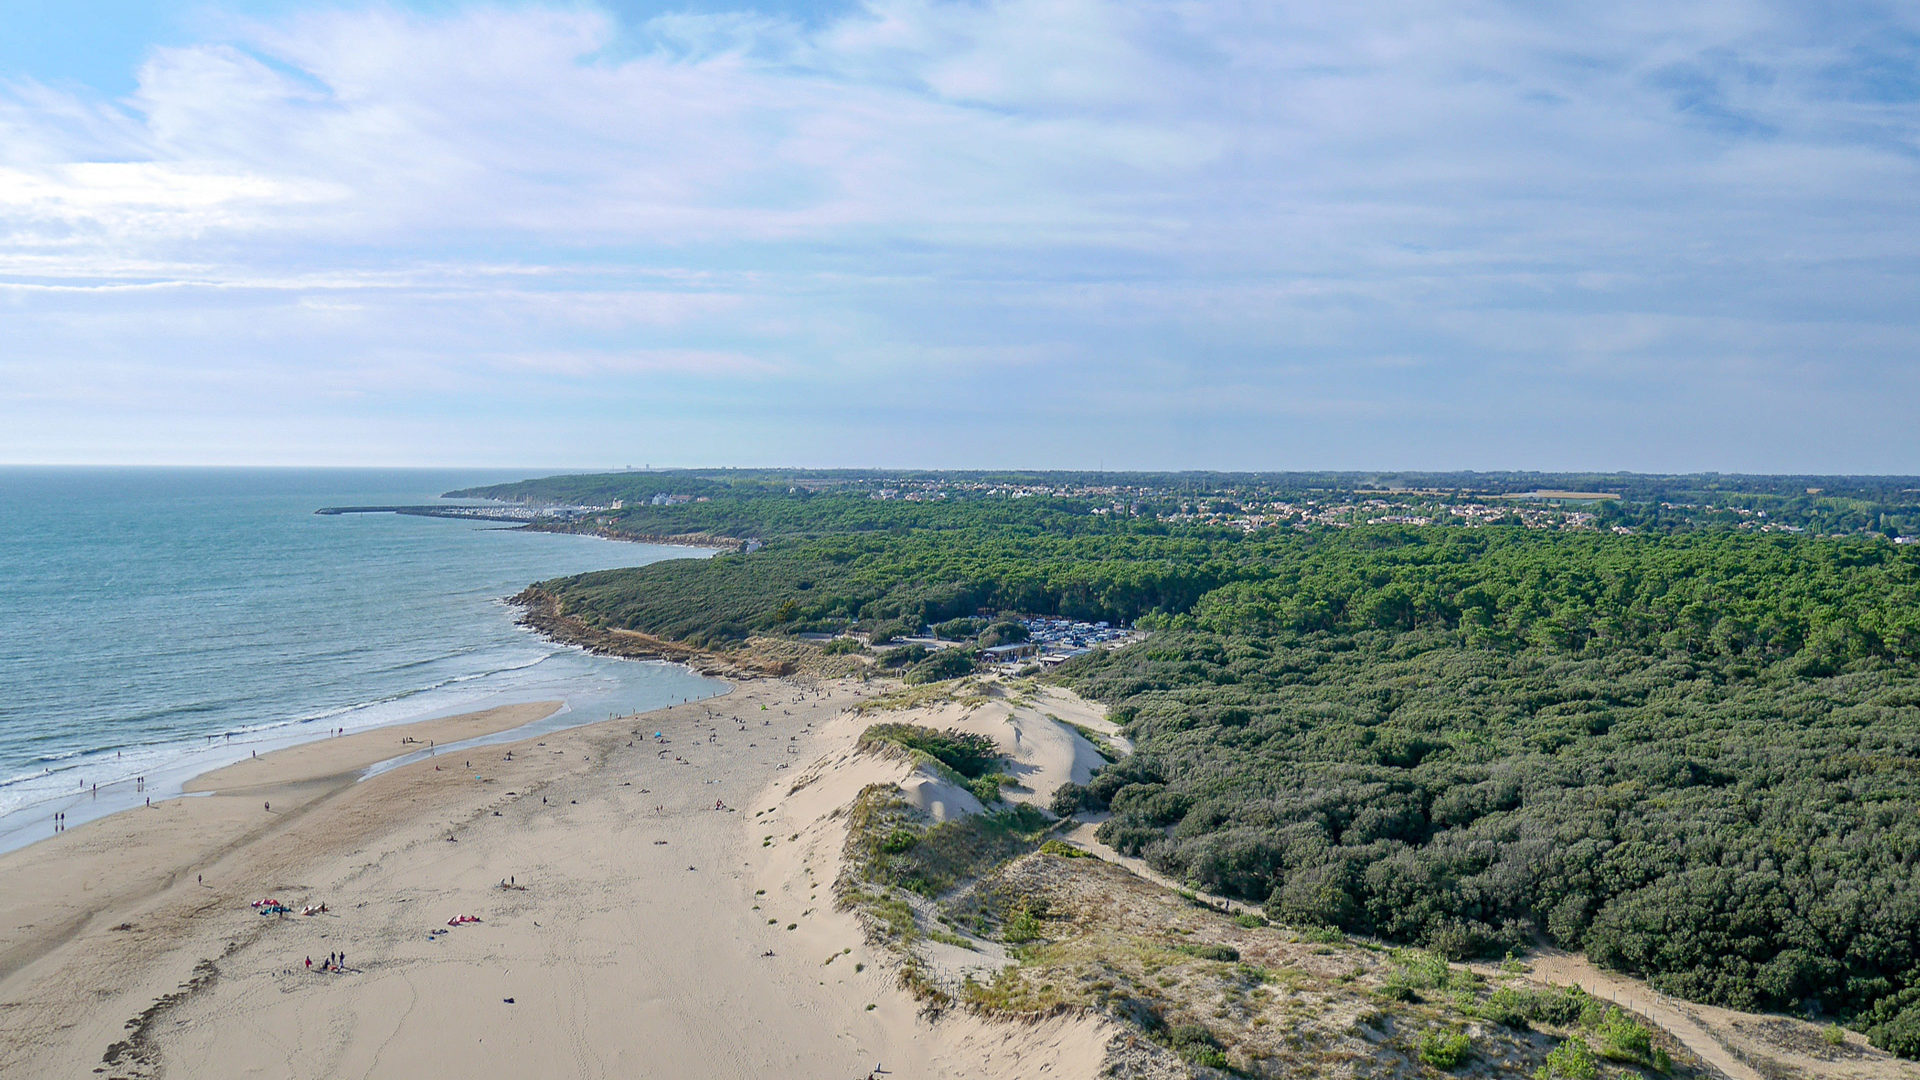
[3,1,1917,472]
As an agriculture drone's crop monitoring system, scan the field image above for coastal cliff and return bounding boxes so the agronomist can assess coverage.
[315,506,750,552]
[508,585,788,679]
[519,520,751,551]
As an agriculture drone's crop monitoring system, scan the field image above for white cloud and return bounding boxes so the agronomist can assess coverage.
[0,1,1916,468]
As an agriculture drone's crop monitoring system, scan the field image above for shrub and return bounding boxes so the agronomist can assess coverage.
[1165,1024,1230,1069]
[1094,819,1164,855]
[1870,996,1920,1058]
[1266,862,1357,929]
[860,723,1000,778]
[865,619,921,646]
[822,637,867,655]
[876,644,928,668]
[1004,904,1043,943]
[1174,943,1240,962]
[1049,781,1091,817]
[1418,1030,1471,1070]
[1108,783,1193,826]
[1499,985,1594,1029]
[1594,1007,1653,1062]
[978,620,1030,648]
[1477,986,1530,1028]
[1384,949,1479,996]
[1534,1036,1597,1080]
[905,649,977,684]
[967,773,1012,805]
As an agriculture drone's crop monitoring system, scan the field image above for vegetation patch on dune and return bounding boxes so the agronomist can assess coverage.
[857,724,1000,779]
[838,775,1695,1078]
[856,721,1016,804]
[957,849,1697,1079]
[837,783,1054,1002]
[842,785,1052,904]
[853,678,994,715]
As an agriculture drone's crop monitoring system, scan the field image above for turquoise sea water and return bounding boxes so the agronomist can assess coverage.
[0,467,722,851]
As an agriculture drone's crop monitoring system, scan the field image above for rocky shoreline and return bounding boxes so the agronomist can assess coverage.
[508,585,790,679]
[315,506,749,551]
[518,520,750,551]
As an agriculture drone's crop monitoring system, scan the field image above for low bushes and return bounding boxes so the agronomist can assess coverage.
[859,723,1000,778]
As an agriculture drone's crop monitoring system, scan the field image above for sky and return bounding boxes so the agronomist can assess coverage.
[1,1,1917,472]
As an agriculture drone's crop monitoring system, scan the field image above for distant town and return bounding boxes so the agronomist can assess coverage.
[361,468,1920,548]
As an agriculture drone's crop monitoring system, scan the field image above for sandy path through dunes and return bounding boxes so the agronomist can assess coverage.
[1487,950,1920,1080]
[1499,951,1763,1080]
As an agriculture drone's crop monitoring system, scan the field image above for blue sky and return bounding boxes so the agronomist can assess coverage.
[2,1,1917,470]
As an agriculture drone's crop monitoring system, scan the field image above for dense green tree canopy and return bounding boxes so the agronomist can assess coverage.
[507,471,1920,1050]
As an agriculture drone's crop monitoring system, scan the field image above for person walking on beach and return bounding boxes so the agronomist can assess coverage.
[305,956,312,970]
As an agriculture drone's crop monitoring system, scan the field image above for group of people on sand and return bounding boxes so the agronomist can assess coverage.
[304,950,347,972]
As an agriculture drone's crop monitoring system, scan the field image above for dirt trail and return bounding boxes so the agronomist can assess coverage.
[1473,949,1920,1080]
[1484,950,1760,1080]
[1055,821,1913,1080]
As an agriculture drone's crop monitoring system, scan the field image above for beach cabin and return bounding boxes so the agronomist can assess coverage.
[982,642,1041,663]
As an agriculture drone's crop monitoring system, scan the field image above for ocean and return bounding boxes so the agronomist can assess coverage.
[0,467,723,852]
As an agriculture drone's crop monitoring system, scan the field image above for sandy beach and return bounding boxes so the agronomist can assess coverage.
[0,679,1112,1080]
[0,701,562,988]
